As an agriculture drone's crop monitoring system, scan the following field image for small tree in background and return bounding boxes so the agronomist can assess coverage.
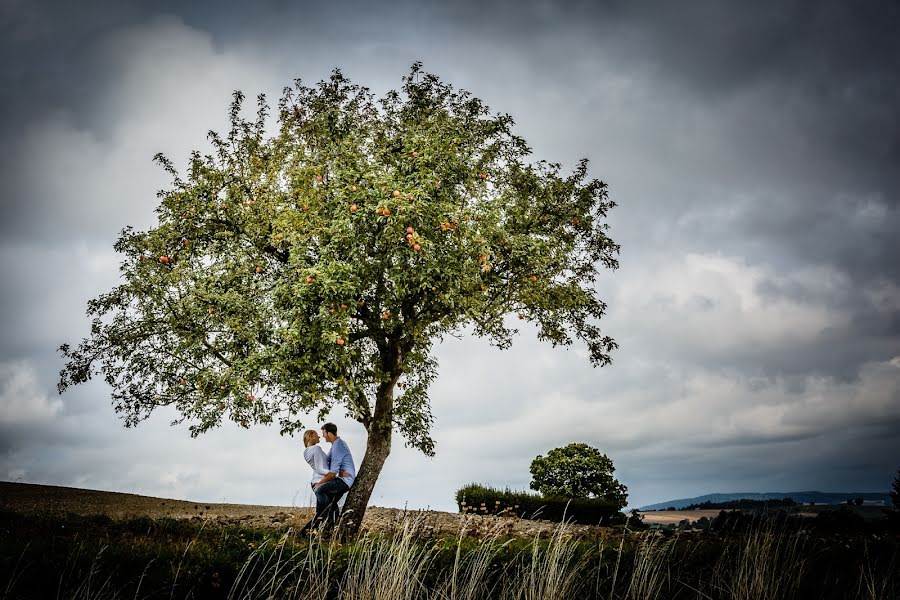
[529,442,628,509]
[627,508,645,528]
[891,467,900,509]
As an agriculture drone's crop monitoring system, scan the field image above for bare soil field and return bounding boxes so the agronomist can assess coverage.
[641,509,723,525]
[0,481,614,540]
[640,504,890,525]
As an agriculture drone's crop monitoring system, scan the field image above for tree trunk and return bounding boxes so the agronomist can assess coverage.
[339,382,395,539]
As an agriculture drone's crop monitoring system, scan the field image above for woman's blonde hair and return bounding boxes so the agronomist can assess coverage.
[303,430,318,447]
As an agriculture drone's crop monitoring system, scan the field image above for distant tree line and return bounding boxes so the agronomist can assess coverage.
[683,498,797,510]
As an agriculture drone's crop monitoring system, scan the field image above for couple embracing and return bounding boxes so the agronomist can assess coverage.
[300,422,356,532]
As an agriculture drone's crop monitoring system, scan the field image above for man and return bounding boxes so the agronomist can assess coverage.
[310,422,356,529]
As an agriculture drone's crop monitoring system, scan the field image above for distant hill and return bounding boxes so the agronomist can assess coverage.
[639,491,891,511]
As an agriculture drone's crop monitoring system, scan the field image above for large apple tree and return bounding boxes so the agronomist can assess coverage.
[58,63,619,537]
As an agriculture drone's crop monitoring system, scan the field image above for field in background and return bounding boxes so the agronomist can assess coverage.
[641,504,887,525]
[0,481,609,540]
[642,509,723,524]
[642,505,890,525]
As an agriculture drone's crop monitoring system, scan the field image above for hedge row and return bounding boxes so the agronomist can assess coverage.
[455,483,625,526]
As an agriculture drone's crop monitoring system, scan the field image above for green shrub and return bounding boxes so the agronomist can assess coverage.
[455,483,624,525]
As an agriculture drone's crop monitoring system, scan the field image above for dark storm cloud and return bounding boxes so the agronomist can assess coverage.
[621,0,900,285]
[0,0,421,245]
[423,0,900,290]
[0,1,143,134]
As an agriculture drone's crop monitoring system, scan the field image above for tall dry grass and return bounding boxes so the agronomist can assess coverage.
[340,517,432,600]
[855,541,899,600]
[499,521,582,600]
[229,530,340,600]
[223,515,591,600]
[623,531,672,600]
[710,521,806,600]
[434,516,513,600]
[60,542,117,600]
[230,515,898,600]
[8,512,897,600]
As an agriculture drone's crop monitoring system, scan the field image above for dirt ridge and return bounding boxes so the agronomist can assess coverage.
[0,481,613,540]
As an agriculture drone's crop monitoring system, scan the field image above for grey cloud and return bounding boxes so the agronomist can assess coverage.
[0,241,123,364]
[712,193,900,285]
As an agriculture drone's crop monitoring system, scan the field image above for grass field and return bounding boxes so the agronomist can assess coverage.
[1,483,898,599]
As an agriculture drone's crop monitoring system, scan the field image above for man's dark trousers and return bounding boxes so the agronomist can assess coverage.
[312,478,349,528]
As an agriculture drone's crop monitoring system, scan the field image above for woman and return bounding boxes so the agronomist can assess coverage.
[303,429,330,489]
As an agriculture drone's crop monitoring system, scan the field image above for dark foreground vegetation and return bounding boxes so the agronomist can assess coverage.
[1,507,898,600]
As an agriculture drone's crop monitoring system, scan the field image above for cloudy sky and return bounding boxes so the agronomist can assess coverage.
[1,0,898,512]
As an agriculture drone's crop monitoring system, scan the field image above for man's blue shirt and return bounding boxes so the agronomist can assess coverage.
[328,437,356,487]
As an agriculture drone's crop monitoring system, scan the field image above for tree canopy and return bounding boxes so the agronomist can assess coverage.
[529,442,628,509]
[58,64,620,534]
